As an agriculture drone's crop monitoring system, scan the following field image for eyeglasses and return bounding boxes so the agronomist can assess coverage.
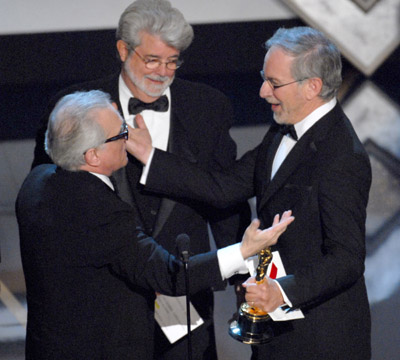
[104,123,129,143]
[260,70,307,91]
[132,48,183,70]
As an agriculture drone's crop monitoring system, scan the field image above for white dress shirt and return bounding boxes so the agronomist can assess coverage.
[270,97,337,311]
[271,98,337,179]
[119,75,171,152]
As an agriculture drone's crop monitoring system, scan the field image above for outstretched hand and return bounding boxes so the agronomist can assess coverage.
[240,210,294,259]
[125,114,153,164]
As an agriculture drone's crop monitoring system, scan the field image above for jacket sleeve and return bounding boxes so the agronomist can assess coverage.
[146,147,257,208]
[85,203,225,296]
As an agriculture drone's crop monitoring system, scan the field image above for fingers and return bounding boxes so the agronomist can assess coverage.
[263,211,295,246]
[272,213,280,226]
[244,218,261,239]
[280,210,292,222]
[280,213,295,228]
[249,218,260,231]
[242,277,257,288]
[126,123,135,135]
[244,281,264,303]
[273,210,292,225]
[240,212,294,258]
[134,114,147,129]
[274,211,294,230]
[268,210,294,230]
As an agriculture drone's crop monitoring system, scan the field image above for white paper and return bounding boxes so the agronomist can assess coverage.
[154,295,204,343]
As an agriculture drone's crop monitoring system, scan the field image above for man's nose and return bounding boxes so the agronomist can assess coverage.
[259,80,273,99]
[155,63,172,77]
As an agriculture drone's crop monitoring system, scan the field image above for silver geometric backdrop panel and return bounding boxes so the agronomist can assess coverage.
[282,0,400,75]
[343,81,400,304]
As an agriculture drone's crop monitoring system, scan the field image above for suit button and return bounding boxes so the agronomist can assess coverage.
[150,210,157,216]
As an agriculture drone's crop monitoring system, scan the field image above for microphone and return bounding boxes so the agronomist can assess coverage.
[176,234,192,360]
[176,233,190,264]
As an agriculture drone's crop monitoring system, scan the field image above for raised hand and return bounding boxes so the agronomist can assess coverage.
[125,114,153,164]
[240,210,294,259]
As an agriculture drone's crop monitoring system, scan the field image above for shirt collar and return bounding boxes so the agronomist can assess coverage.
[294,97,337,140]
[89,172,114,191]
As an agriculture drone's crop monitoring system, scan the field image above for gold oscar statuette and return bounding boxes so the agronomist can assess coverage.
[228,247,274,344]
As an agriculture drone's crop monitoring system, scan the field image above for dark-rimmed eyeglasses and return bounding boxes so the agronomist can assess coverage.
[104,123,129,143]
[132,48,183,71]
[260,70,308,91]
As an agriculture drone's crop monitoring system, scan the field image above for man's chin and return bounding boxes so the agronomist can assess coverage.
[273,113,282,124]
[147,77,173,96]
[117,158,129,170]
[144,84,170,98]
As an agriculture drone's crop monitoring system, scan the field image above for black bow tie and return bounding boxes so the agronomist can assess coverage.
[279,124,298,141]
[128,95,169,115]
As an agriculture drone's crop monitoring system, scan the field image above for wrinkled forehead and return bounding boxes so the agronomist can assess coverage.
[263,48,295,77]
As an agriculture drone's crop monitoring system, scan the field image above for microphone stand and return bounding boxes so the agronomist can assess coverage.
[181,249,192,360]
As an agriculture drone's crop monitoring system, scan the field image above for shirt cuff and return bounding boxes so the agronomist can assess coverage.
[217,243,249,280]
[273,280,293,307]
[244,255,258,277]
[140,147,155,185]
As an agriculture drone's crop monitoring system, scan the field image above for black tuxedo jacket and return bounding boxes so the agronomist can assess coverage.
[16,165,225,360]
[32,73,249,358]
[144,103,372,359]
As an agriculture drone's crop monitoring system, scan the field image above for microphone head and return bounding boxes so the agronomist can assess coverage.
[176,233,190,254]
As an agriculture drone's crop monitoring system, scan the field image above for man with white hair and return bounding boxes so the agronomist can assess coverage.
[18,90,293,360]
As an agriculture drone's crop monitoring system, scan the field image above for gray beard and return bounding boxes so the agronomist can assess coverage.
[124,62,174,98]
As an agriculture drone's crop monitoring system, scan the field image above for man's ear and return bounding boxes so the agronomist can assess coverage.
[117,40,129,62]
[304,77,323,100]
[84,148,101,167]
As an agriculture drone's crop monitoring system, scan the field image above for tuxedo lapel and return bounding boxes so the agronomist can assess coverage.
[257,107,340,213]
[152,198,175,239]
[258,131,318,213]
[115,156,150,228]
[261,131,283,194]
[167,110,198,161]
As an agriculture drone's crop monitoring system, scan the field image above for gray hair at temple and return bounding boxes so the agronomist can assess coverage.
[116,0,194,52]
[45,90,115,171]
[265,26,342,100]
